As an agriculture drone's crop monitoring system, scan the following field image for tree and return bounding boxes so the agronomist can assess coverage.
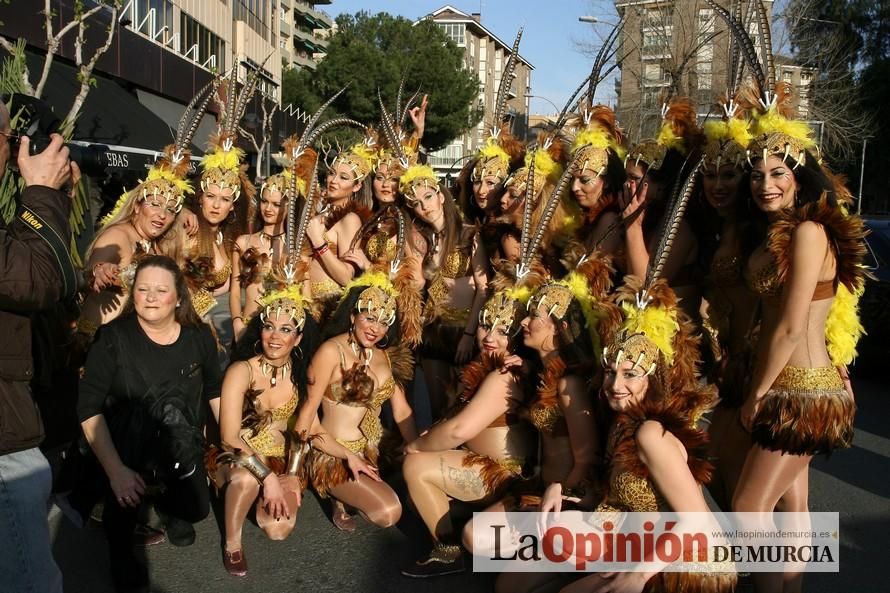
[281,12,482,151]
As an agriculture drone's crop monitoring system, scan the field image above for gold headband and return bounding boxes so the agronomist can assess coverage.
[140,179,185,212]
[748,131,810,169]
[703,139,746,170]
[201,167,241,200]
[258,286,307,331]
[572,145,610,178]
[625,139,667,172]
[602,331,659,376]
[527,284,574,320]
[479,291,522,334]
[356,286,397,326]
[259,172,291,198]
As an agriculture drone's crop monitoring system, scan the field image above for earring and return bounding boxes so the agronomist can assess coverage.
[176,302,181,308]
[377,334,390,349]
[295,345,303,360]
[253,340,262,355]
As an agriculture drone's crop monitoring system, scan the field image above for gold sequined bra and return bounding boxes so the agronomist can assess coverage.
[710,254,741,286]
[206,261,232,290]
[747,259,836,300]
[241,362,300,458]
[366,231,399,263]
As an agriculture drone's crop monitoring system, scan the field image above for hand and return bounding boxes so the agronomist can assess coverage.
[343,248,371,272]
[279,475,303,508]
[180,207,199,236]
[17,134,71,190]
[739,395,761,432]
[454,334,475,365]
[408,94,428,139]
[66,161,82,197]
[109,465,146,508]
[621,181,647,229]
[307,215,326,248]
[91,261,121,292]
[261,474,289,520]
[346,453,381,482]
[537,482,563,535]
[501,354,523,372]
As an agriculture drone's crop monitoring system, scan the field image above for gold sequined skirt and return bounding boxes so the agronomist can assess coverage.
[752,366,854,455]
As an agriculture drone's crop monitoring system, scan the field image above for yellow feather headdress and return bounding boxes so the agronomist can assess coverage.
[257,283,309,331]
[399,163,439,197]
[340,270,399,326]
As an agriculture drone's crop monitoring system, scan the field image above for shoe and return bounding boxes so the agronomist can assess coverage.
[332,500,357,533]
[165,517,196,547]
[133,524,166,547]
[401,543,465,578]
[223,549,248,577]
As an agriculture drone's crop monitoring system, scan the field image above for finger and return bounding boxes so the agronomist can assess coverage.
[134,474,147,491]
[69,161,82,185]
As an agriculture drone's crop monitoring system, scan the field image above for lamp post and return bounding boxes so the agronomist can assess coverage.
[524,94,559,114]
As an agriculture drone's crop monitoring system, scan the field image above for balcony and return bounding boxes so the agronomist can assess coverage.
[280,0,292,7]
[292,53,318,70]
[279,20,291,37]
[293,27,328,53]
[294,1,333,29]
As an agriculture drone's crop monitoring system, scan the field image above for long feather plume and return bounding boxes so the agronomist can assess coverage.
[586,19,624,105]
[227,53,272,136]
[645,155,704,286]
[525,150,583,267]
[518,152,538,265]
[400,88,421,128]
[752,0,775,92]
[296,84,351,155]
[378,90,407,166]
[706,0,765,98]
[175,78,215,150]
[394,77,405,125]
[301,117,365,149]
[291,163,319,259]
[491,28,523,135]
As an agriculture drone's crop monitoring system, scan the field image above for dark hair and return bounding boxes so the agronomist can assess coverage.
[455,158,486,224]
[231,312,321,398]
[542,299,596,375]
[122,255,204,327]
[739,149,836,255]
[322,285,401,348]
[191,181,251,261]
[601,151,627,197]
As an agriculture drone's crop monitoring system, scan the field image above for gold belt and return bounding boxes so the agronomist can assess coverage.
[771,366,843,392]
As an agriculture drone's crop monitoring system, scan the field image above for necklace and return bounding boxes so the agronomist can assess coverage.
[259,355,291,386]
[260,229,286,247]
[216,230,224,246]
[130,222,155,254]
[347,334,373,367]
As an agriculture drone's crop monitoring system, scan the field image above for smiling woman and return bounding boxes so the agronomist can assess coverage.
[77,255,222,592]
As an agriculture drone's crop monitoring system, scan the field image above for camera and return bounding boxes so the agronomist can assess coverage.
[7,93,109,178]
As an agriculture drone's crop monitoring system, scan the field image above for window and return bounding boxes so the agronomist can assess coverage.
[696,61,712,90]
[437,22,466,46]
[783,71,793,82]
[234,0,270,40]
[181,11,226,71]
[124,0,174,39]
[643,63,663,84]
[801,71,813,85]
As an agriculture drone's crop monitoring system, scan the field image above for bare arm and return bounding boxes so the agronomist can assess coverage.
[295,341,338,436]
[229,235,247,320]
[408,371,514,452]
[218,362,253,453]
[316,214,361,286]
[81,414,126,479]
[648,219,696,286]
[391,383,418,443]
[558,375,598,489]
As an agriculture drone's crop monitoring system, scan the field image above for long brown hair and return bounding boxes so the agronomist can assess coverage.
[412,187,474,279]
[122,255,204,327]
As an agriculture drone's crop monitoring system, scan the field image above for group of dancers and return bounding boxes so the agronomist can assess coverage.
[71,6,867,593]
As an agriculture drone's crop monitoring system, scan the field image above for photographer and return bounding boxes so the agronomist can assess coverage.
[0,102,77,593]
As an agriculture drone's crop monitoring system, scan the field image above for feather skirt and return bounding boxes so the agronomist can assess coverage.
[751,366,854,455]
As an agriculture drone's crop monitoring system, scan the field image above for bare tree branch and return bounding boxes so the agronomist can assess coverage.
[35,0,106,98]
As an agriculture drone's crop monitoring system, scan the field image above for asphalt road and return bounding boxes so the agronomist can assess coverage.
[49,377,889,593]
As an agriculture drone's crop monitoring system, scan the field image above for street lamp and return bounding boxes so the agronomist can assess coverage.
[524,94,560,114]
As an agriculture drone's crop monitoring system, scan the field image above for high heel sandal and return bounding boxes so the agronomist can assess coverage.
[223,548,248,577]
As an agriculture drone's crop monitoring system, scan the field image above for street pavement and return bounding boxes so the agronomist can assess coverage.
[50,377,889,593]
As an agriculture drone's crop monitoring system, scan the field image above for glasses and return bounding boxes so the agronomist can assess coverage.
[0,130,21,144]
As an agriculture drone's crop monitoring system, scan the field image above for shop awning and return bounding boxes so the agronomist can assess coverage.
[25,51,203,174]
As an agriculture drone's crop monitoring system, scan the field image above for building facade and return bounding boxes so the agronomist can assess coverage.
[420,5,533,176]
[614,0,773,139]
[278,0,333,71]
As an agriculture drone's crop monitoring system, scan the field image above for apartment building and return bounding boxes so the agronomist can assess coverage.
[420,5,533,177]
[613,0,781,139]
[278,0,333,71]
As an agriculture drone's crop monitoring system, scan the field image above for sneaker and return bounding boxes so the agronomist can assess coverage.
[165,517,196,547]
[401,543,465,578]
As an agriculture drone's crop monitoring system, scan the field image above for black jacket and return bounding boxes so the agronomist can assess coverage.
[0,184,71,455]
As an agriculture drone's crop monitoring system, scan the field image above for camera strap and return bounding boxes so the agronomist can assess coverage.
[17,206,77,300]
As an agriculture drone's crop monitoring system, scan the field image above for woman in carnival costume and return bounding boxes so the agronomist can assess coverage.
[405,160,490,419]
[76,83,214,342]
[294,271,418,531]
[711,4,868,591]
[209,281,320,576]
[186,71,262,347]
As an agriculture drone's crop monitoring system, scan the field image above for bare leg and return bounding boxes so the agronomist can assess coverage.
[328,475,402,528]
[707,407,752,510]
[733,445,812,593]
[404,449,493,541]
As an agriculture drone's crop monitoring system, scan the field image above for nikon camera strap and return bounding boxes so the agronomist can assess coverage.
[17,206,78,301]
